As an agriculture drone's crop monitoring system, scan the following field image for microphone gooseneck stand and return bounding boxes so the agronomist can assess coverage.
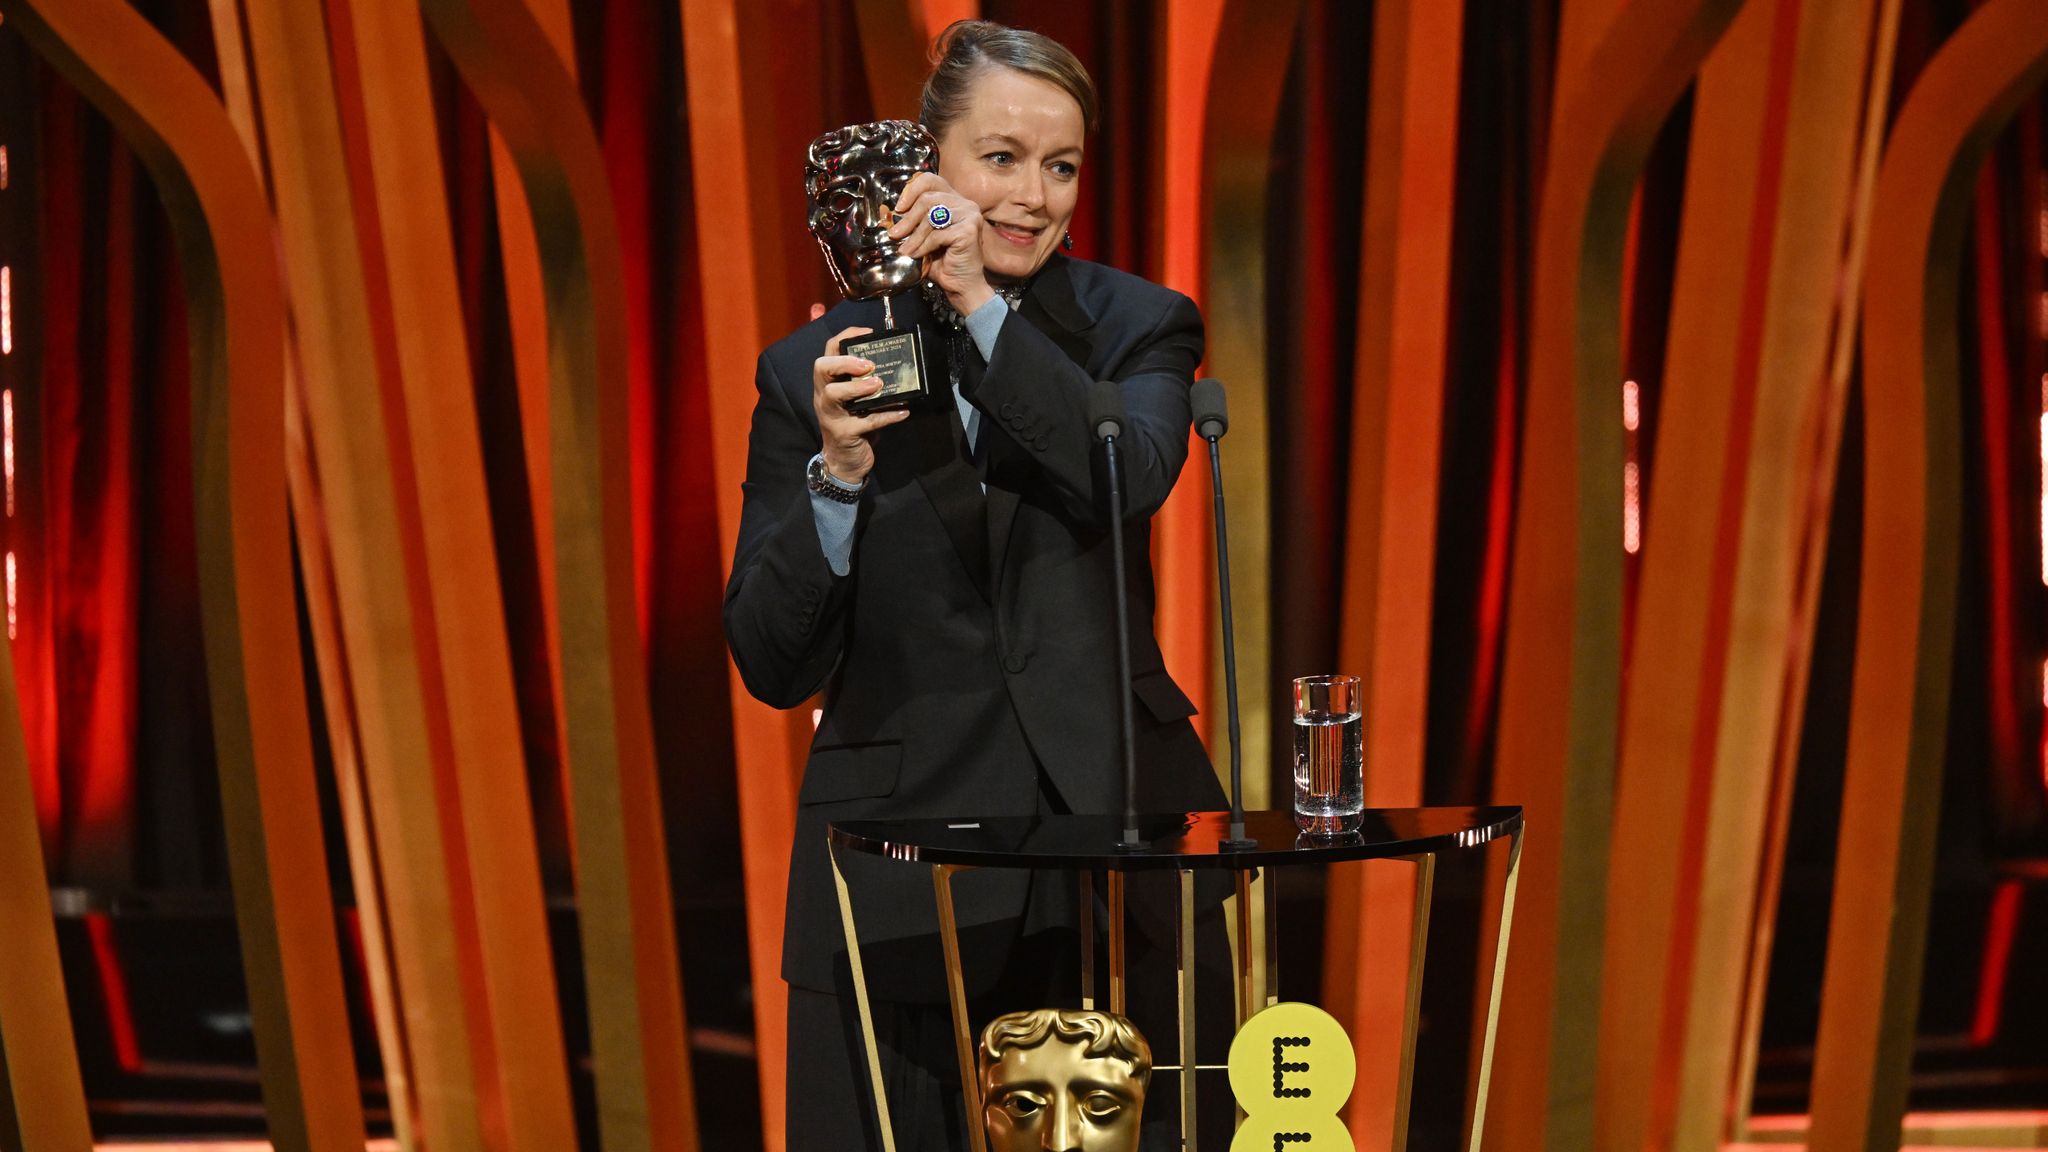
[1191,378,1255,849]
[1090,381,1147,851]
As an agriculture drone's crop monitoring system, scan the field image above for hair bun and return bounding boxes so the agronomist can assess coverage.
[918,19,1099,137]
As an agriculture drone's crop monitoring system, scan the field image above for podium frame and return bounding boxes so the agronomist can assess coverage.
[828,807,1524,1152]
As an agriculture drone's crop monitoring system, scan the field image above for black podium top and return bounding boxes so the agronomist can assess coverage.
[827,807,1522,871]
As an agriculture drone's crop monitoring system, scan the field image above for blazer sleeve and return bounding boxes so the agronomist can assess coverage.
[722,348,854,708]
[961,289,1200,525]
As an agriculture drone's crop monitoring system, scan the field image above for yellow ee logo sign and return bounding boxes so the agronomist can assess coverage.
[1226,1002,1355,1151]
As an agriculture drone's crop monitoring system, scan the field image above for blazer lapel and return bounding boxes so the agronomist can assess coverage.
[987,255,1096,587]
[1017,253,1095,371]
[884,293,991,599]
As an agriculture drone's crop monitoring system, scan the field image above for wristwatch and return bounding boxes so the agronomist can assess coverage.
[807,454,865,504]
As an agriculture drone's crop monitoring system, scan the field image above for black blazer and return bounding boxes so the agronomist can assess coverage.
[723,254,1227,999]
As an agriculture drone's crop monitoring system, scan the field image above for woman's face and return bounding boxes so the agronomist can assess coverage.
[935,66,1085,286]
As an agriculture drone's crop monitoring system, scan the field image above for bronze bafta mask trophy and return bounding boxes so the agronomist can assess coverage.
[805,120,940,415]
[979,1009,1152,1152]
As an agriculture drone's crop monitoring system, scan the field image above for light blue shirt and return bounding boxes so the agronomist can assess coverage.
[810,294,1010,576]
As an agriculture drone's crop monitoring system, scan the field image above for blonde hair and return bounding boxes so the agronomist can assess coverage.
[919,20,1099,138]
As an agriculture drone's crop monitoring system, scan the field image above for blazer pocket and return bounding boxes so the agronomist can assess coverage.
[798,741,903,805]
[1131,670,1198,724]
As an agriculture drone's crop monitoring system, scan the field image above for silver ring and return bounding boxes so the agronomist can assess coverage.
[927,204,953,229]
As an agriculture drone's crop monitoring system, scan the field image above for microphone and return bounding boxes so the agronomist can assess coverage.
[1090,380,1146,851]
[1192,379,1254,849]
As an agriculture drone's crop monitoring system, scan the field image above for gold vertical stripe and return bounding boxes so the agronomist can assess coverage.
[933,866,988,1152]
[831,846,898,1152]
[1391,855,1436,1152]
[1176,868,1198,1152]
[1234,870,1255,1027]
[1466,832,1522,1152]
[1810,5,2048,1148]
[1108,871,1128,1015]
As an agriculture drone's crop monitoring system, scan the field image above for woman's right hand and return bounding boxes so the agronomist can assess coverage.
[814,326,911,485]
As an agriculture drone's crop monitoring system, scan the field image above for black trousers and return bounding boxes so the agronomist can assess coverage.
[786,867,1238,1152]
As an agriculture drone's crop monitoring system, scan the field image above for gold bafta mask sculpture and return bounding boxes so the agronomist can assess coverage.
[978,1009,1152,1152]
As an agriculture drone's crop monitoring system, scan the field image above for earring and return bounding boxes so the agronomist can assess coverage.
[1062,230,1075,251]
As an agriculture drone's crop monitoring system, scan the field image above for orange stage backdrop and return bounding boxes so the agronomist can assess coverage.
[0,0,2044,1150]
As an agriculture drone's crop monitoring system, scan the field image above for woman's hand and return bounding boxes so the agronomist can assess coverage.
[814,325,911,485]
[889,172,996,316]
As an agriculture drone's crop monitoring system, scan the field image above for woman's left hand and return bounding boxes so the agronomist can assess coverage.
[889,172,996,316]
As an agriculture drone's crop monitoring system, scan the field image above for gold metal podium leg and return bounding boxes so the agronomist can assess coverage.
[1080,871,1096,1011]
[1234,870,1258,1027]
[1178,869,1199,1152]
[1265,864,1282,1010]
[1108,871,1128,1015]
[933,865,989,1152]
[1468,832,1523,1152]
[830,844,897,1152]
[1393,854,1438,1152]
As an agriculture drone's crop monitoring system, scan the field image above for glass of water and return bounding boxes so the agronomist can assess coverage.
[1293,674,1363,835]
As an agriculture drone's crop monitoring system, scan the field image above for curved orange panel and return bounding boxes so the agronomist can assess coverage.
[0,556,88,1137]
[417,2,700,1150]
[1813,4,2048,1148]
[0,0,366,1149]
[1486,0,1744,1146]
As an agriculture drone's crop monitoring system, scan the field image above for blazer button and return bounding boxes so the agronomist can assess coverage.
[1034,436,1050,452]
[1000,402,1017,419]
[1003,653,1028,674]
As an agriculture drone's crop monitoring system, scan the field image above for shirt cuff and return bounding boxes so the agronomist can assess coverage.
[963,293,1009,363]
[807,454,859,577]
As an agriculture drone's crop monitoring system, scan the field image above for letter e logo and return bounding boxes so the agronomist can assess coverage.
[1227,1003,1355,1151]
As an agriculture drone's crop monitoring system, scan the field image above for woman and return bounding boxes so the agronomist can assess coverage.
[723,20,1230,1151]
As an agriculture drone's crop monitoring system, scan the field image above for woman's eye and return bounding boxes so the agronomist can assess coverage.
[985,151,1013,167]
[1050,162,1079,179]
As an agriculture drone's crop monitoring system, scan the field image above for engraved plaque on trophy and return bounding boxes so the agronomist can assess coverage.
[804,120,940,415]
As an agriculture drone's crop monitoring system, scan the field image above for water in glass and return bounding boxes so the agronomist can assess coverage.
[1293,707,1363,836]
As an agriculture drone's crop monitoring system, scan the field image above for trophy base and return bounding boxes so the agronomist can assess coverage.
[844,327,930,415]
